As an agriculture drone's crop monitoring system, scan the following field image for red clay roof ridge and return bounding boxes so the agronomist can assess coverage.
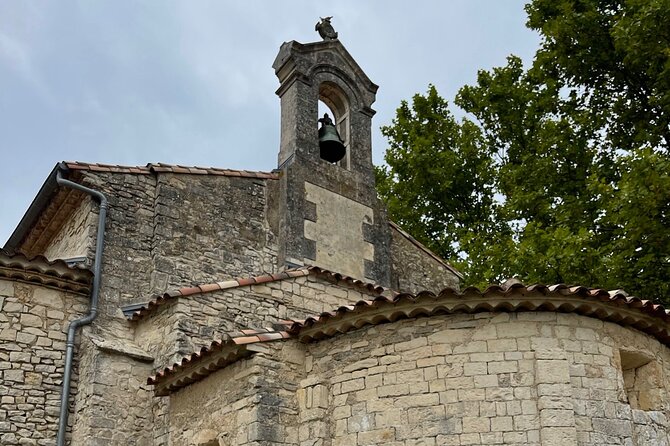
[147,329,292,390]
[129,265,392,321]
[305,265,392,295]
[290,282,670,344]
[62,161,279,179]
[129,268,311,321]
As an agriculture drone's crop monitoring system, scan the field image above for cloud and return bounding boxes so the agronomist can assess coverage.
[0,31,53,104]
[0,1,540,243]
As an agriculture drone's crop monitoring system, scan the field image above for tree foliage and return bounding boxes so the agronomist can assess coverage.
[377,0,670,302]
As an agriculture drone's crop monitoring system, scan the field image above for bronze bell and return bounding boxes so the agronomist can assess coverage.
[318,113,346,163]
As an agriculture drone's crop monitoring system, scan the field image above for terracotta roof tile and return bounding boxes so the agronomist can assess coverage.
[170,166,191,174]
[147,329,291,393]
[0,250,92,295]
[147,164,172,173]
[256,332,285,342]
[288,282,670,345]
[178,286,201,297]
[198,283,221,293]
[236,277,256,287]
[62,161,278,179]
[165,290,182,299]
[216,279,239,289]
[128,266,389,321]
[233,335,262,344]
[306,266,389,294]
[254,274,274,284]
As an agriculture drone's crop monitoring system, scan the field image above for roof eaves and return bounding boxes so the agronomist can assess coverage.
[129,265,395,322]
[289,284,670,346]
[4,164,62,251]
[148,329,292,395]
[0,250,93,295]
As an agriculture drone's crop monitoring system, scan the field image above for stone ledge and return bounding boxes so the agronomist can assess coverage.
[90,336,154,363]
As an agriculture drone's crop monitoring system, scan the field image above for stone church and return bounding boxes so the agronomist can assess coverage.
[2,24,670,446]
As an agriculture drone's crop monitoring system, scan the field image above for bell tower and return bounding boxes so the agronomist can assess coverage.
[272,20,391,286]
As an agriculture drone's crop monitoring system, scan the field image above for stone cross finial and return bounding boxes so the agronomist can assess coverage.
[315,16,338,40]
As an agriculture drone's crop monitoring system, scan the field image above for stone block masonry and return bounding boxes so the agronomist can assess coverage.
[299,312,670,445]
[156,307,670,444]
[42,194,96,264]
[304,182,374,280]
[135,274,383,371]
[390,223,460,294]
[0,279,89,446]
[69,338,154,446]
[151,173,278,292]
[168,342,305,446]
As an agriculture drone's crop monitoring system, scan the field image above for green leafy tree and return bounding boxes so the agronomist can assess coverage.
[377,0,670,303]
[376,86,500,264]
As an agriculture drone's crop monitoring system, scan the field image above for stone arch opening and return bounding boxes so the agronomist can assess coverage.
[319,81,350,168]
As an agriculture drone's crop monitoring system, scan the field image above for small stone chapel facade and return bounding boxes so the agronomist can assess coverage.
[2,30,670,446]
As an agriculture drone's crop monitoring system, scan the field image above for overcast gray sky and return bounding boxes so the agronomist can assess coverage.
[0,1,540,246]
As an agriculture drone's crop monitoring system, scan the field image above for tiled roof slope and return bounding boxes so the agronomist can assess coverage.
[128,266,390,321]
[0,250,92,295]
[146,281,670,395]
[63,161,278,179]
[147,328,292,395]
[289,283,670,345]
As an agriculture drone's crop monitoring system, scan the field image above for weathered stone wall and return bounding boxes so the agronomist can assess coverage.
[77,171,157,327]
[42,195,96,263]
[301,312,670,445]
[40,171,159,444]
[23,170,286,444]
[135,275,377,369]
[151,174,278,292]
[303,182,374,281]
[69,338,154,446]
[168,343,304,446]
[390,225,460,294]
[169,360,255,446]
[40,171,280,333]
[41,171,157,316]
[0,279,88,445]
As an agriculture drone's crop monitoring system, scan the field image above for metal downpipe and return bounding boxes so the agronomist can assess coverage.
[55,169,108,446]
